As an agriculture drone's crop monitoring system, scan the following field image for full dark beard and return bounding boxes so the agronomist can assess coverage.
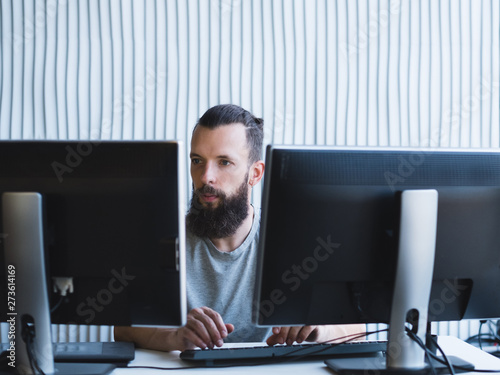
[186,178,250,239]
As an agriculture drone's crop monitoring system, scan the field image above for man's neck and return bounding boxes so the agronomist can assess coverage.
[210,205,254,253]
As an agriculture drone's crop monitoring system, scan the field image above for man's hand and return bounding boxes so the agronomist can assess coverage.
[114,306,234,352]
[266,326,319,346]
[266,324,366,346]
[174,306,235,351]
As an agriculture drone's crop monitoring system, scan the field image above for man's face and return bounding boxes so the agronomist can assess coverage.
[189,123,251,208]
[186,123,253,239]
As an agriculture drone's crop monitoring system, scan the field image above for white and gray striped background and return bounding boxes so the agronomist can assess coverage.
[1,0,499,342]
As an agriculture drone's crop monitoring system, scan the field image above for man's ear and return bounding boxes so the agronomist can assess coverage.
[248,160,265,187]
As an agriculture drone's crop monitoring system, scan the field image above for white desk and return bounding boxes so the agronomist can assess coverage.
[111,336,500,374]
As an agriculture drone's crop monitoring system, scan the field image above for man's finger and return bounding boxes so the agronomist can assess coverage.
[188,307,228,347]
[184,315,214,348]
[283,326,303,345]
[295,326,317,343]
[180,325,211,350]
[201,307,228,339]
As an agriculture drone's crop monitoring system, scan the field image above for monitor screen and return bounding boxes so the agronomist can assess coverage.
[0,140,187,327]
[255,146,500,327]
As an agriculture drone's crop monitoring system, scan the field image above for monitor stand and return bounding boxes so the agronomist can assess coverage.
[326,190,474,375]
[2,192,114,375]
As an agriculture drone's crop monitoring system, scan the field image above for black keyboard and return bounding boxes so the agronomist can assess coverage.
[180,340,387,365]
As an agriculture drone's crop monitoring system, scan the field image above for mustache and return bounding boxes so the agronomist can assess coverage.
[194,185,226,198]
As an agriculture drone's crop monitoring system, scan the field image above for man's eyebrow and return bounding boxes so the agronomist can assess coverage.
[215,154,235,160]
[189,152,236,160]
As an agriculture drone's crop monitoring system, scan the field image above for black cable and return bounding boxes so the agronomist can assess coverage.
[26,338,46,375]
[21,316,46,375]
[50,295,65,314]
[425,350,500,373]
[487,320,500,342]
[324,327,388,344]
[467,335,499,350]
[263,328,387,362]
[466,319,500,357]
[409,330,500,374]
[406,331,438,375]
[424,338,438,375]
[478,320,487,350]
[427,333,456,375]
[21,318,37,375]
[467,333,497,343]
[127,364,218,370]
[263,328,385,364]
[26,342,37,374]
[405,330,450,375]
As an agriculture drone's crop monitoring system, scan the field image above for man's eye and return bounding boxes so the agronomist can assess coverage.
[220,160,230,166]
[191,158,201,165]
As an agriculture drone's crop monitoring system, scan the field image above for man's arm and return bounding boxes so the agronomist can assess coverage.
[114,306,235,352]
[114,326,179,352]
[266,324,366,346]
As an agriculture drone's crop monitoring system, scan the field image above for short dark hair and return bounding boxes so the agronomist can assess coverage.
[193,104,264,164]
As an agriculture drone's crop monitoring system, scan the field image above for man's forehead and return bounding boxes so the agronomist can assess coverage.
[191,123,250,158]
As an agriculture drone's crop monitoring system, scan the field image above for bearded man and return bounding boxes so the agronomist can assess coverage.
[114,104,364,351]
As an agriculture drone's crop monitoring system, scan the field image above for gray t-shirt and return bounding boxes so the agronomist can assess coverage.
[185,208,272,343]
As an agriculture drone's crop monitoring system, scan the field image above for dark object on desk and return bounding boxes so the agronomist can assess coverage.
[179,340,386,366]
[1,341,135,365]
[257,147,500,325]
[42,362,116,375]
[0,141,186,375]
[255,146,500,374]
[0,353,115,375]
[53,342,135,365]
[324,355,475,375]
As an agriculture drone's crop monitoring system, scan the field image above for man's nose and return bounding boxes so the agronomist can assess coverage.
[200,162,216,185]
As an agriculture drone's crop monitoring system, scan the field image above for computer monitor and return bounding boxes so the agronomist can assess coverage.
[0,141,187,374]
[255,145,500,374]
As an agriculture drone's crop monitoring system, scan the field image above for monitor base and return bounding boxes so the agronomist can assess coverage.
[52,362,115,375]
[325,355,474,375]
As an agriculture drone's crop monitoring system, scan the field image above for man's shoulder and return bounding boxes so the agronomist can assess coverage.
[185,226,203,243]
[184,226,208,255]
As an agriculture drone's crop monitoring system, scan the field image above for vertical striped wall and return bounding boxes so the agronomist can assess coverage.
[1,0,500,204]
[1,0,499,342]
[1,0,499,145]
